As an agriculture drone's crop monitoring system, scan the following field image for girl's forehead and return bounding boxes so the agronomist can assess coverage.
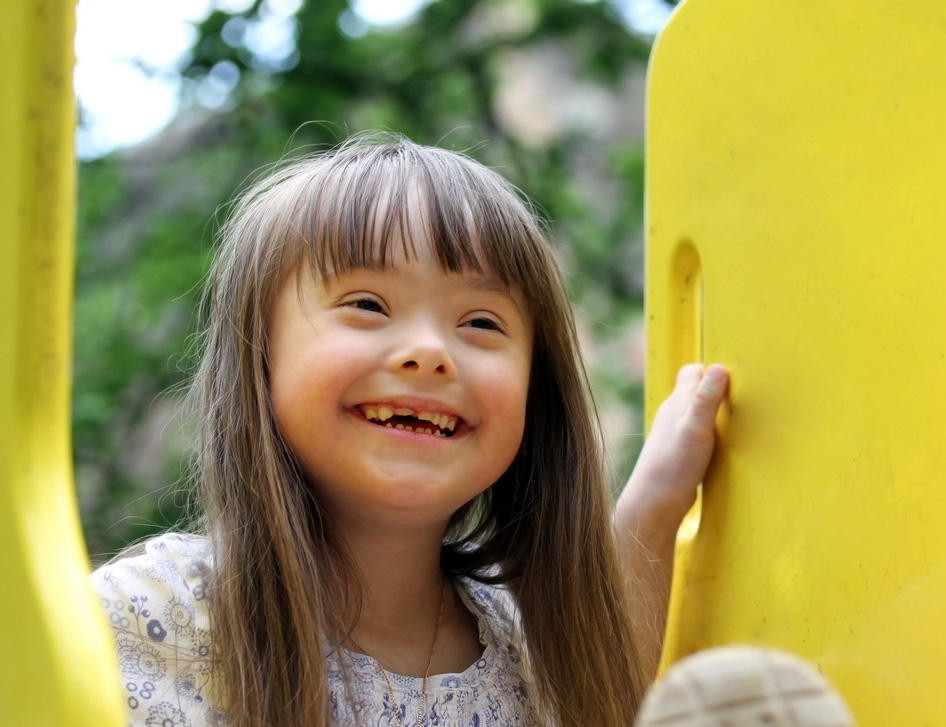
[301,233,529,307]
[281,168,541,304]
[309,211,495,279]
[367,227,488,268]
[316,246,511,291]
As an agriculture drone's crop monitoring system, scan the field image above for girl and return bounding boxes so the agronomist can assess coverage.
[92,135,729,727]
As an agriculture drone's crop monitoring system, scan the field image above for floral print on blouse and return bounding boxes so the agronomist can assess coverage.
[91,533,539,726]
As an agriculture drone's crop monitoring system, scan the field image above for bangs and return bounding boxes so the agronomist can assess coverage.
[269,140,549,296]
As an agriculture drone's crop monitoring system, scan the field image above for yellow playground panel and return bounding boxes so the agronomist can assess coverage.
[647,1,946,725]
[0,0,123,723]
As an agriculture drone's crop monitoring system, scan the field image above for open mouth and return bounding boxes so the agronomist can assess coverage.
[358,405,459,438]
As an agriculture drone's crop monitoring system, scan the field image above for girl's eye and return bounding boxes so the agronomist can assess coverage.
[463,317,503,332]
[345,298,384,314]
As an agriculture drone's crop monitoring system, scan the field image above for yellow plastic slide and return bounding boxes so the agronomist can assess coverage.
[647,1,946,725]
[0,0,123,723]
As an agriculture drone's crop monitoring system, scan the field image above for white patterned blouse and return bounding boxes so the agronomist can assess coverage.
[91,533,540,727]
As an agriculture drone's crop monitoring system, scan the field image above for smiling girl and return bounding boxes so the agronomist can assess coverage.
[92,135,729,727]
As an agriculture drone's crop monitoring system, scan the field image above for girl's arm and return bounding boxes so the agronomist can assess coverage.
[613,363,729,678]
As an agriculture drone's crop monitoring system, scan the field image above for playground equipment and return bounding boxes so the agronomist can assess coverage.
[647,1,946,725]
[0,0,124,723]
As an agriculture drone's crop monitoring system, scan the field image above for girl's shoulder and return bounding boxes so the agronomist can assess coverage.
[94,531,213,572]
[456,578,520,643]
[91,533,223,726]
[91,532,214,612]
[454,578,530,681]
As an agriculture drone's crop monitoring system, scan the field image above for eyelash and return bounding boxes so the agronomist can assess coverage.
[463,317,504,333]
[344,298,385,314]
[342,298,506,334]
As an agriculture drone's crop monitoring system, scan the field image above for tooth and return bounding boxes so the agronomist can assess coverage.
[378,406,393,421]
[395,407,412,416]
[424,428,432,434]
[385,423,393,428]
[395,424,405,430]
[430,413,441,427]
[446,418,457,431]
[418,411,433,421]
[405,426,413,432]
[365,407,378,420]
[434,431,443,437]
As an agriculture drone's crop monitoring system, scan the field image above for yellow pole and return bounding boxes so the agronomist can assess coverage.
[0,0,124,723]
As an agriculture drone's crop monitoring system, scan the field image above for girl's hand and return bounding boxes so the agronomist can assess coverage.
[613,363,729,676]
[615,363,729,553]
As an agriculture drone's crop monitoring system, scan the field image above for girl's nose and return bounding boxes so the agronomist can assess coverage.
[388,325,457,379]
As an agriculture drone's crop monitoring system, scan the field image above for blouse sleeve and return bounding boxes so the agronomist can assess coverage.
[90,534,225,727]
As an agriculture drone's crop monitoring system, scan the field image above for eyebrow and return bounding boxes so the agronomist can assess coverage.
[461,275,526,315]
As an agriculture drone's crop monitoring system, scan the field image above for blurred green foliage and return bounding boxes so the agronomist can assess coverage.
[75,0,668,560]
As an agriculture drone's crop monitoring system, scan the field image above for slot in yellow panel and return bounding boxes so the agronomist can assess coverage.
[646,1,946,724]
[0,0,124,723]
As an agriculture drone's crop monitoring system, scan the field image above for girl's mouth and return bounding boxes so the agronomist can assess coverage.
[357,404,459,438]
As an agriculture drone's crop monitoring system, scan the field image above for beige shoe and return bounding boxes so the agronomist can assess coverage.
[635,646,856,727]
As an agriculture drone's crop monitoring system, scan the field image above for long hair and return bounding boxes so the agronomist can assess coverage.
[192,134,646,726]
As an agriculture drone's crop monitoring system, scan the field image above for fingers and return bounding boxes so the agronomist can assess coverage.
[676,362,729,423]
[675,362,705,389]
[674,363,729,400]
[696,363,729,402]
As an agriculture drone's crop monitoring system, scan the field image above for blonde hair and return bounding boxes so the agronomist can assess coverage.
[193,134,646,726]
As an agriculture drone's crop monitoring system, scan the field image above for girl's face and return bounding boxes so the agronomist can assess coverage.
[267,235,533,534]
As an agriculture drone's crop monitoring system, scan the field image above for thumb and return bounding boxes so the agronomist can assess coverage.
[691,364,729,416]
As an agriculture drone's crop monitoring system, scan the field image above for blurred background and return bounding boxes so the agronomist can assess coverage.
[73,0,679,561]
